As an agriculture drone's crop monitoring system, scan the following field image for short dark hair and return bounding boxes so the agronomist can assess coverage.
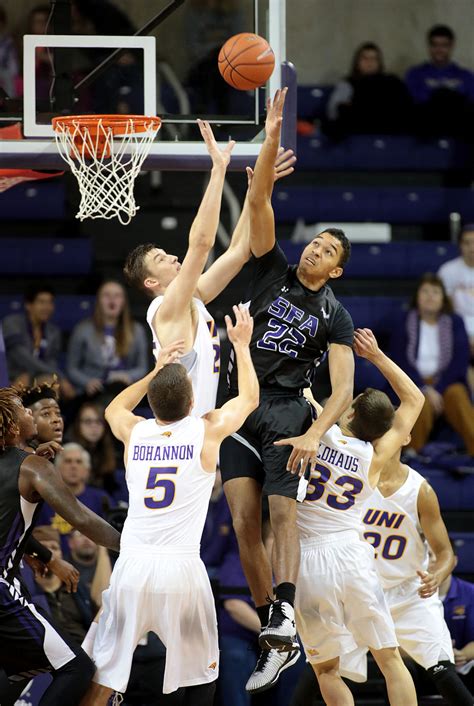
[19,378,59,408]
[123,243,156,292]
[349,388,395,443]
[409,273,453,315]
[460,224,474,243]
[428,24,455,43]
[319,227,351,268]
[147,364,192,422]
[24,284,55,304]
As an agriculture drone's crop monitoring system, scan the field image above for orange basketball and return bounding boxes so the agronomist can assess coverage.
[218,33,275,91]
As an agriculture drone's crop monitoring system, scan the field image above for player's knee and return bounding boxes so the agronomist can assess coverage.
[314,659,340,678]
[372,647,404,676]
[232,512,261,543]
[269,499,297,533]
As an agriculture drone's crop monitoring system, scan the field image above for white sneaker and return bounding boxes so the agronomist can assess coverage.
[258,599,296,651]
[246,647,301,694]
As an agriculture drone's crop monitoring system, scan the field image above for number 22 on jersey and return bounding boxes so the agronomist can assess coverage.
[144,467,178,509]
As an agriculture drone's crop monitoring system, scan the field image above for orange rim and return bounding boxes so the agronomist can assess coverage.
[52,114,161,136]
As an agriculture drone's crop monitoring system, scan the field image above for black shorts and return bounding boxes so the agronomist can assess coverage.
[0,576,79,681]
[219,392,314,499]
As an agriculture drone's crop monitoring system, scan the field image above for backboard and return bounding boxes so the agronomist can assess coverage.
[0,0,295,171]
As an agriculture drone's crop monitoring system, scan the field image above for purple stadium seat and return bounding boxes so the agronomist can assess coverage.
[450,533,474,573]
[0,324,8,387]
[297,85,332,120]
[273,186,474,224]
[0,181,65,220]
[296,134,471,172]
[0,294,95,332]
[0,238,92,275]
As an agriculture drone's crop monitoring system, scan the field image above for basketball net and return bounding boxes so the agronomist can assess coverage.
[52,115,161,225]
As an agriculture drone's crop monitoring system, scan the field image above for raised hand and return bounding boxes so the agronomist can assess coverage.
[246,146,296,188]
[197,119,235,170]
[274,427,322,475]
[353,328,381,361]
[265,87,288,141]
[225,305,254,348]
[155,340,186,371]
[48,556,80,593]
[417,569,440,599]
[35,440,63,460]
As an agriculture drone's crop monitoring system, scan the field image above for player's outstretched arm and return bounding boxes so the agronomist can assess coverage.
[104,340,185,445]
[355,328,424,466]
[19,455,121,551]
[417,481,455,599]
[276,343,354,475]
[196,147,296,304]
[204,306,259,445]
[157,121,235,336]
[248,88,288,258]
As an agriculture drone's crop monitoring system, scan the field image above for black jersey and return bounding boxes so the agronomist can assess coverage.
[228,243,354,393]
[0,447,40,583]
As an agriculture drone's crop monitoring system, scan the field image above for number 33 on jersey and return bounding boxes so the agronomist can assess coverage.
[296,423,376,538]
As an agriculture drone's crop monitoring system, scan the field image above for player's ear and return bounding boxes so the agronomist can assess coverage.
[328,266,343,280]
[144,276,159,291]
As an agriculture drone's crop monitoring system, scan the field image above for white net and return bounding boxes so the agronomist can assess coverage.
[53,116,161,225]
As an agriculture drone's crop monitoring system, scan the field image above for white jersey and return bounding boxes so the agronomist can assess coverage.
[121,416,215,550]
[361,467,429,589]
[146,295,220,417]
[297,423,375,539]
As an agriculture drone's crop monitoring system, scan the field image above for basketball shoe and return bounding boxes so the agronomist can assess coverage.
[258,599,296,651]
[246,646,301,694]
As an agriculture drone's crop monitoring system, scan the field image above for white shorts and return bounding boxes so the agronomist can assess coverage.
[92,546,219,694]
[387,578,454,669]
[296,530,398,667]
[341,577,455,680]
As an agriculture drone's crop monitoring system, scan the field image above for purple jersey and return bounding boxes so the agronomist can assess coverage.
[442,575,474,649]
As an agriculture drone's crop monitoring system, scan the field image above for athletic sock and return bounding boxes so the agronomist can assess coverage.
[427,661,473,706]
[256,604,271,629]
[275,582,296,606]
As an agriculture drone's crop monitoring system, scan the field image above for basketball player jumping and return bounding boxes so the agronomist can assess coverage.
[0,388,120,706]
[124,122,295,417]
[292,328,423,706]
[353,444,473,704]
[219,88,355,691]
[80,306,258,706]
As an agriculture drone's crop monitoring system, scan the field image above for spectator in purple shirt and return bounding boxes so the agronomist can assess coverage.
[389,273,474,454]
[439,547,474,694]
[36,442,113,555]
[405,25,474,138]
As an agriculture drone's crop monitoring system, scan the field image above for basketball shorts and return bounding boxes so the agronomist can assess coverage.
[92,546,219,694]
[0,576,77,681]
[219,393,313,499]
[340,577,455,680]
[295,531,398,667]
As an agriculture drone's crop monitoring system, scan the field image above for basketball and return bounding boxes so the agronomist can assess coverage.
[218,33,275,91]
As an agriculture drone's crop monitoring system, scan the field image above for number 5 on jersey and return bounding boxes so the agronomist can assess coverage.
[144,467,178,509]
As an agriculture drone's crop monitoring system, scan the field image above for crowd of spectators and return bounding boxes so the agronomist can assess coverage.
[323,24,474,139]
